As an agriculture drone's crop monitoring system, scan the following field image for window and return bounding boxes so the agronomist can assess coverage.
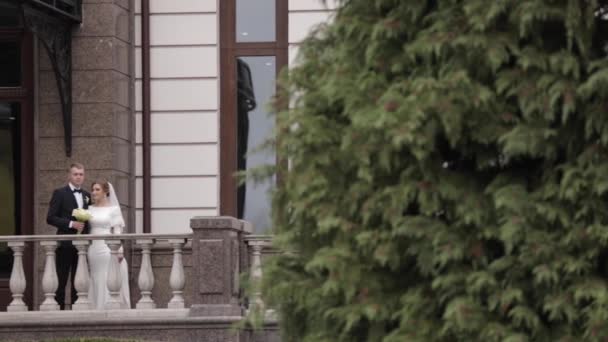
[0,7,34,309]
[220,0,287,233]
[236,0,276,42]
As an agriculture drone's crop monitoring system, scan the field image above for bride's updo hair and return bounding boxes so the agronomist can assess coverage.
[92,179,111,197]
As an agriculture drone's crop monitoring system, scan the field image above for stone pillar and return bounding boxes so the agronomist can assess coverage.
[189,216,246,317]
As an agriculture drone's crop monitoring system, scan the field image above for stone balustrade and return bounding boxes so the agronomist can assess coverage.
[0,216,274,320]
[0,233,189,312]
[0,217,278,342]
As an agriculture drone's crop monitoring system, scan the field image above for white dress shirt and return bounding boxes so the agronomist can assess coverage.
[69,183,84,208]
[69,183,83,228]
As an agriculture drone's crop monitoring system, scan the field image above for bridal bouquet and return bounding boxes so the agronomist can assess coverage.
[72,208,92,234]
[72,208,92,222]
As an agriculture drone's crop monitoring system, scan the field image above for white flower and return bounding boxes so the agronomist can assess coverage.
[72,208,92,222]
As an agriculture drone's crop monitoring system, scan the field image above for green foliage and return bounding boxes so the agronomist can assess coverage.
[260,0,608,341]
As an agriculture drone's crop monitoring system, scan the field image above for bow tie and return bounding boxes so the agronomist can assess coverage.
[72,189,82,193]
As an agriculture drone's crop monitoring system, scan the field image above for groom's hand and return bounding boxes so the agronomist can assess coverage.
[72,221,85,232]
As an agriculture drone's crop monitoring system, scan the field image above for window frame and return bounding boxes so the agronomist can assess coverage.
[219,0,288,218]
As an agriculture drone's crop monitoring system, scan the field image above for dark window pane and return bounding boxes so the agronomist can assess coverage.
[236,56,276,233]
[0,2,21,27]
[0,102,20,277]
[236,0,276,42]
[0,42,21,87]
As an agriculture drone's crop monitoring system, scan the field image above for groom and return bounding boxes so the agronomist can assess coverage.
[46,162,91,310]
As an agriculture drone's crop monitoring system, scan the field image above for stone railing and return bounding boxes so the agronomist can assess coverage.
[0,217,283,342]
[0,233,191,312]
[0,216,275,315]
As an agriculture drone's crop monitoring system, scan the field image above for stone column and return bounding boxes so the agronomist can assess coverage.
[189,216,247,316]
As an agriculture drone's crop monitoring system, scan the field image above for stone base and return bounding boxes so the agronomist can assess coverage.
[189,304,242,317]
[71,302,92,311]
[0,309,244,342]
[6,305,28,312]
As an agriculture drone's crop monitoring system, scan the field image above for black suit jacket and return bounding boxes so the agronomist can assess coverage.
[47,186,91,244]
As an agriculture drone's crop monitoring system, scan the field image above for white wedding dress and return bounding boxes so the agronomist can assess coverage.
[87,205,131,309]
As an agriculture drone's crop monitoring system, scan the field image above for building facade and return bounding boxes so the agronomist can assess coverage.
[0,0,335,309]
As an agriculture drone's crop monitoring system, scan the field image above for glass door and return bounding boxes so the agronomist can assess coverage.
[0,1,34,309]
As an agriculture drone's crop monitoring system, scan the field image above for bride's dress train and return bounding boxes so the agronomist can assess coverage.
[87,205,130,309]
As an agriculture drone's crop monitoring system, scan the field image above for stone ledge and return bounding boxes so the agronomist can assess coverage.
[0,308,242,326]
[0,309,284,342]
[190,216,243,230]
[0,310,280,341]
[189,304,242,317]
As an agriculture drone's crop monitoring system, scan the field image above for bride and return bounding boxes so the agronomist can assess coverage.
[87,179,131,309]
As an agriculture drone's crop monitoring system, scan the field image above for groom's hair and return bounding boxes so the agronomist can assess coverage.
[69,162,84,171]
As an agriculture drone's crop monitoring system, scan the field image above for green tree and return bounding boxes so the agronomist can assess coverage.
[261,0,608,341]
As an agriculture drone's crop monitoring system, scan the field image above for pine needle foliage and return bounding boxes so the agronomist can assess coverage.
[261,0,608,341]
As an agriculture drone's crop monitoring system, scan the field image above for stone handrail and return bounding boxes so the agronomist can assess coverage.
[0,233,192,242]
[0,233,191,312]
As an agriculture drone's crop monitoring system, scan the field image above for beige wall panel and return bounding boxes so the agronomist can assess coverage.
[135,79,142,111]
[289,44,300,66]
[288,0,339,10]
[135,209,143,233]
[288,11,333,44]
[150,79,218,111]
[135,47,142,78]
[136,177,143,208]
[151,177,217,208]
[151,145,218,176]
[151,208,218,234]
[135,112,142,143]
[150,46,218,78]
[151,112,218,143]
[135,145,143,176]
[150,0,217,13]
[150,14,217,45]
[135,14,141,45]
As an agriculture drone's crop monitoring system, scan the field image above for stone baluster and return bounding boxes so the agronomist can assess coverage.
[105,240,123,309]
[136,239,156,309]
[248,242,265,311]
[167,239,186,309]
[7,241,27,312]
[40,241,59,311]
[72,240,91,310]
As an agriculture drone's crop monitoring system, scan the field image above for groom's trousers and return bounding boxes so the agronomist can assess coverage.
[55,245,78,310]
